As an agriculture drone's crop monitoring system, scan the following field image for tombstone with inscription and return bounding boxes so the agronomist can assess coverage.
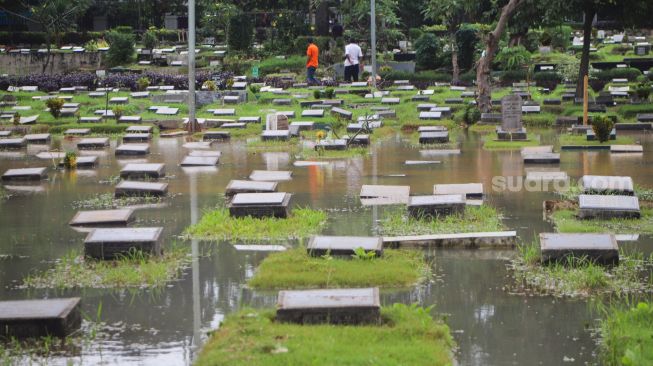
[497,94,527,141]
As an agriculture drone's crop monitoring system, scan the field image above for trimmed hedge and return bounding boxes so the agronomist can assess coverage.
[257,56,305,75]
[0,31,103,46]
[49,123,128,135]
[617,104,653,119]
[595,67,642,82]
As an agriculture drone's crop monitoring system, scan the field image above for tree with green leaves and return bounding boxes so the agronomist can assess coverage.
[339,0,403,51]
[423,0,480,83]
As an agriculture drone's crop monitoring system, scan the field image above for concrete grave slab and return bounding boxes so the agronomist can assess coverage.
[276,288,380,325]
[120,163,165,179]
[408,194,466,219]
[114,180,168,197]
[0,298,81,338]
[434,183,484,199]
[578,194,640,219]
[69,208,134,226]
[540,233,618,265]
[2,167,47,181]
[249,170,292,181]
[115,144,150,156]
[307,235,383,257]
[84,227,163,259]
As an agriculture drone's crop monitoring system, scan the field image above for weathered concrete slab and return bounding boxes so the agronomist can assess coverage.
[24,134,51,144]
[419,111,442,120]
[0,131,11,137]
[125,125,153,134]
[417,126,447,132]
[419,131,449,144]
[122,133,151,143]
[521,145,553,156]
[249,170,292,181]
[238,116,261,123]
[189,150,221,158]
[64,128,91,136]
[213,108,236,116]
[276,288,381,325]
[69,208,134,227]
[228,192,291,218]
[360,185,410,205]
[434,183,484,199]
[578,194,640,219]
[408,194,466,218]
[405,160,440,165]
[383,231,517,249]
[0,138,26,149]
[586,128,616,141]
[180,156,219,166]
[581,175,634,195]
[261,130,290,141]
[315,139,347,151]
[0,298,81,338]
[293,161,330,167]
[331,107,352,120]
[115,144,150,156]
[540,233,618,265]
[36,151,65,159]
[114,180,168,197]
[2,167,47,181]
[84,227,163,259]
[120,163,165,179]
[307,236,383,257]
[301,109,325,118]
[610,145,643,153]
[525,171,569,182]
[614,123,652,131]
[381,97,400,104]
[232,245,287,252]
[80,116,102,123]
[60,155,98,168]
[523,153,560,164]
[225,180,277,196]
[77,138,109,149]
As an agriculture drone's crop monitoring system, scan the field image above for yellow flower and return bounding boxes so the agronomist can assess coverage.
[315,131,325,140]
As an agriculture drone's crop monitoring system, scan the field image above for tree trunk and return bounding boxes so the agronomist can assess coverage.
[451,39,460,84]
[576,6,596,97]
[476,0,523,113]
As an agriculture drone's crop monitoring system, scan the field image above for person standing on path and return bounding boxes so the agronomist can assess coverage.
[344,38,363,82]
[306,38,319,85]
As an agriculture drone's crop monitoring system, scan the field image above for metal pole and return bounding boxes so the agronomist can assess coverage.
[370,0,377,90]
[187,0,197,132]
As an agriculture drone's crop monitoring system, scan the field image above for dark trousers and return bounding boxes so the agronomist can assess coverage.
[344,64,360,82]
[307,67,318,85]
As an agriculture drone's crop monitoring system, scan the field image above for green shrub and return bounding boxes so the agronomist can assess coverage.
[500,70,527,85]
[617,104,653,119]
[409,28,423,41]
[414,33,440,70]
[463,104,480,125]
[533,71,562,90]
[141,29,157,50]
[545,25,572,50]
[313,89,321,99]
[600,302,653,366]
[228,13,254,52]
[459,70,476,84]
[49,124,128,134]
[324,88,335,99]
[635,81,651,101]
[589,78,606,93]
[106,30,135,67]
[45,98,65,119]
[495,46,531,71]
[455,25,479,71]
[595,67,642,82]
[257,55,305,75]
[591,115,614,143]
[136,77,150,91]
[63,151,77,169]
[380,70,451,82]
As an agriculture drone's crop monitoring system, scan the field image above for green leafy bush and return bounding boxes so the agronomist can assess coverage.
[595,67,642,82]
[45,98,65,119]
[500,70,528,85]
[544,25,571,50]
[495,46,531,71]
[600,302,653,366]
[635,81,651,101]
[136,77,150,91]
[591,115,614,143]
[228,13,254,51]
[106,30,135,67]
[463,104,481,125]
[63,151,77,169]
[455,25,479,71]
[415,33,441,70]
[257,55,305,75]
[141,29,157,50]
[533,71,562,90]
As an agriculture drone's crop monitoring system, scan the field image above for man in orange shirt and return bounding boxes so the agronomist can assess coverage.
[306,38,319,85]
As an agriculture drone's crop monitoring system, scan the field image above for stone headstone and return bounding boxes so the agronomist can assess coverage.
[578,194,640,219]
[84,227,163,259]
[540,233,618,265]
[433,183,483,199]
[408,194,466,218]
[501,94,523,131]
[307,236,383,257]
[0,298,81,338]
[228,192,291,218]
[225,180,277,196]
[276,288,381,325]
[249,170,292,181]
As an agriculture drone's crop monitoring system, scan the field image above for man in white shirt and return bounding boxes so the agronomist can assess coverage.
[344,38,363,82]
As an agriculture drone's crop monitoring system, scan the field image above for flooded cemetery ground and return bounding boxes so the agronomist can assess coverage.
[0,125,651,365]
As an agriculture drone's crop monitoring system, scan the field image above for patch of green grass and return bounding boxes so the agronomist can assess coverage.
[483,133,541,150]
[510,244,653,298]
[195,304,454,366]
[248,248,429,290]
[185,207,327,242]
[468,124,497,132]
[22,247,190,289]
[556,185,653,202]
[72,193,162,209]
[558,134,634,146]
[550,209,653,234]
[298,146,370,159]
[246,138,299,151]
[380,205,505,236]
[599,301,653,366]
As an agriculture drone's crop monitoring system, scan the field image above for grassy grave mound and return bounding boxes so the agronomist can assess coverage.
[599,302,653,366]
[248,248,430,290]
[22,247,190,289]
[482,133,540,150]
[380,205,505,236]
[558,134,634,147]
[196,304,454,366]
[185,207,327,242]
[509,244,653,298]
[246,138,300,152]
[550,209,653,234]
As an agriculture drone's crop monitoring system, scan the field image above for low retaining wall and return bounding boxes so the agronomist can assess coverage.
[0,52,104,75]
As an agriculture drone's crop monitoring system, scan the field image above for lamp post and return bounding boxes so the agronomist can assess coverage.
[187,0,197,133]
[370,0,377,90]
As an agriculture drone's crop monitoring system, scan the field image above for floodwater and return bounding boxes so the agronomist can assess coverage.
[0,129,651,365]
